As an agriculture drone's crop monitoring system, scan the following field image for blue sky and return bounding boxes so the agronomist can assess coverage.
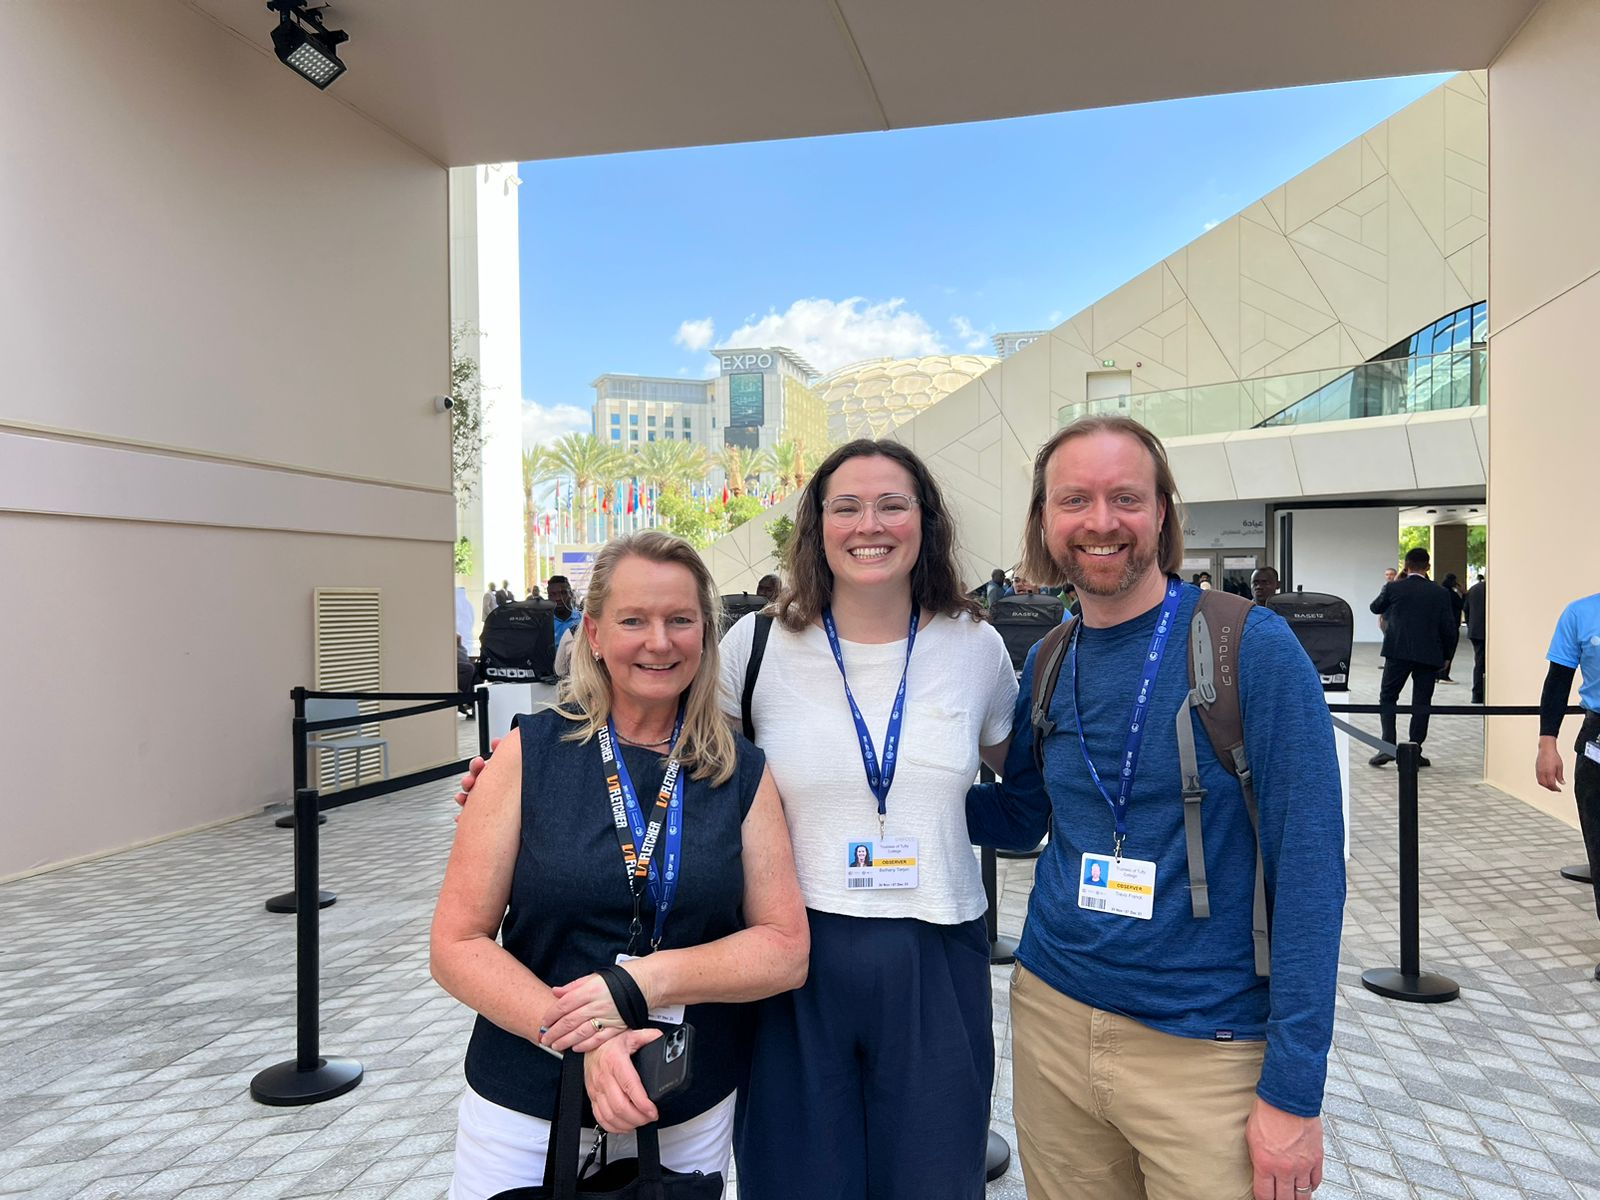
[517,73,1451,447]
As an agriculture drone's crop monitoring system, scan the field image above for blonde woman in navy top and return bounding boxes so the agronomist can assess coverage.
[432,531,807,1199]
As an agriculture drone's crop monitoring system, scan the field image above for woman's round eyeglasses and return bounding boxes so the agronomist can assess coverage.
[821,493,920,527]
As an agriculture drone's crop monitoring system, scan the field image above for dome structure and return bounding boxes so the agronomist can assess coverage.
[815,354,999,442]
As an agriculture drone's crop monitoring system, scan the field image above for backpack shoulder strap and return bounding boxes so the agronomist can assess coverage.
[741,614,774,743]
[1176,589,1269,975]
[1029,617,1077,777]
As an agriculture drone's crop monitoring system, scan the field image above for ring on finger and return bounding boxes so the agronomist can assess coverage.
[1294,1188,1314,1195]
[591,1018,606,1032]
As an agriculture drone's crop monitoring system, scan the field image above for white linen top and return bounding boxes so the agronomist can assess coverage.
[719,610,1018,923]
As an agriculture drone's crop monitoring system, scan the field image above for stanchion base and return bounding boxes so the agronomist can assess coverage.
[990,935,1018,967]
[1361,967,1459,1004]
[1560,862,1593,884]
[275,812,327,829]
[985,1128,1011,1182]
[250,1056,363,1106]
[264,890,337,913]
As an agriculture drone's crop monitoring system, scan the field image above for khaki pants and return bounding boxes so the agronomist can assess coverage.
[1010,964,1264,1200]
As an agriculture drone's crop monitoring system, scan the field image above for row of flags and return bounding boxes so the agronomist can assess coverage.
[537,477,788,543]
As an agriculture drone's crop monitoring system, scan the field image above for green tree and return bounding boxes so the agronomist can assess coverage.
[1398,525,1430,568]
[718,445,749,498]
[450,324,487,506]
[547,433,624,542]
[656,488,718,548]
[454,535,473,577]
[1468,525,1486,572]
[723,494,763,530]
[768,514,795,568]
[522,448,560,587]
[636,439,709,498]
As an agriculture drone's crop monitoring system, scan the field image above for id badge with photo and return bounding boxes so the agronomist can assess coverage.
[614,953,686,1025]
[1077,852,1156,920]
[844,837,919,890]
[1584,739,1600,765]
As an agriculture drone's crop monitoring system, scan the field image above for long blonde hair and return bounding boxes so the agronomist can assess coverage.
[556,530,737,786]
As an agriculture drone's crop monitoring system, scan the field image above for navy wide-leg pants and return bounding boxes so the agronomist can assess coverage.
[734,909,993,1200]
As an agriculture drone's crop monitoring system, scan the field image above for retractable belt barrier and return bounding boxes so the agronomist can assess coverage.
[252,685,491,1107]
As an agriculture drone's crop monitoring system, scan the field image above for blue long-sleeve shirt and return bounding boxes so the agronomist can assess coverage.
[968,585,1345,1117]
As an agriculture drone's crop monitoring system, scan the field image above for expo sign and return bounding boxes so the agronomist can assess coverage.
[720,352,774,372]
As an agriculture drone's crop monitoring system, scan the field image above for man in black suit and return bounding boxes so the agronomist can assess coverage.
[1463,573,1488,704]
[1369,547,1457,767]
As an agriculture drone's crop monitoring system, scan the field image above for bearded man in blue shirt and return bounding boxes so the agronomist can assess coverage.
[969,415,1344,1200]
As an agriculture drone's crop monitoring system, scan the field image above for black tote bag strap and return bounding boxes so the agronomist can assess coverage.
[541,1051,589,1200]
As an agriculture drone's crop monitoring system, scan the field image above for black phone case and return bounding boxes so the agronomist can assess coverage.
[633,1023,693,1103]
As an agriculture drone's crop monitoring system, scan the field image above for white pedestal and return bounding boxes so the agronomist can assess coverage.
[487,680,561,740]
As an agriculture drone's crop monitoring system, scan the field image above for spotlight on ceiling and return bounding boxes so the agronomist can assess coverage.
[268,0,348,90]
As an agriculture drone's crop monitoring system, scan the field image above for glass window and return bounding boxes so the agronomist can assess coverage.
[630,429,638,440]
[611,429,620,440]
[648,431,656,442]
[648,415,657,427]
[666,416,675,427]
[629,414,639,425]
[1472,302,1488,343]
[610,412,621,425]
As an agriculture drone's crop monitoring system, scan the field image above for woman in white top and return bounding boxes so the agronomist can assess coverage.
[719,439,1018,1200]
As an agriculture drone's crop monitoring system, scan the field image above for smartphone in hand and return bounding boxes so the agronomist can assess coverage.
[633,1025,692,1103]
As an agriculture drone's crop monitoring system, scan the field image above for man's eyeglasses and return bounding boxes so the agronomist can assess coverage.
[821,493,920,526]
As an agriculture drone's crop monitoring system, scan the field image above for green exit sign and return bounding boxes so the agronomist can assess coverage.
[1101,358,1116,367]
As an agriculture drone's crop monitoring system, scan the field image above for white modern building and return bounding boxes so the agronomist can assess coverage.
[592,374,717,454]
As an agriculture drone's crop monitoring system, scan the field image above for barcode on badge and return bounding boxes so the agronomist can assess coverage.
[847,877,874,888]
[1083,894,1107,910]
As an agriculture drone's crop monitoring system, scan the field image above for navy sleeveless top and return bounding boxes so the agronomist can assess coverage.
[463,706,767,1124]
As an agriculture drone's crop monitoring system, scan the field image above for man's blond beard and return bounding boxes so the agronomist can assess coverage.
[1053,539,1159,598]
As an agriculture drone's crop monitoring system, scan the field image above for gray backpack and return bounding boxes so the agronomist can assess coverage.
[1028,590,1270,976]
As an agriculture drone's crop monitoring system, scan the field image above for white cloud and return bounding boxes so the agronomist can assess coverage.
[950,315,991,352]
[522,401,591,451]
[720,297,946,375]
[675,317,715,352]
[1202,218,1222,232]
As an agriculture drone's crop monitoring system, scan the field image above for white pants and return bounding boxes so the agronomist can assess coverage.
[450,1086,735,1200]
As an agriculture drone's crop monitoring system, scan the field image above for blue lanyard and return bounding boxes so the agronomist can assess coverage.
[1069,577,1183,857]
[599,712,684,953]
[821,604,921,834]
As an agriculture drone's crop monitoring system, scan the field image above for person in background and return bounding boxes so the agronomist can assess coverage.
[496,580,515,607]
[433,530,808,1199]
[547,576,581,648]
[527,585,542,601]
[1250,566,1281,606]
[483,583,500,622]
[1535,589,1600,982]
[985,567,1008,608]
[456,635,476,717]
[1437,572,1466,683]
[755,574,780,603]
[1464,573,1488,704]
[1369,548,1456,768]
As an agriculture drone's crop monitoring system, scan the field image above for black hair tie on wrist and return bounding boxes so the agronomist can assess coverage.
[597,963,651,1029]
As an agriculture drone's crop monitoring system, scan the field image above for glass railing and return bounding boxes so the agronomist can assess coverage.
[1056,348,1485,439]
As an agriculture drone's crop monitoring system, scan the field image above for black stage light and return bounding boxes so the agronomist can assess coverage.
[268,0,349,90]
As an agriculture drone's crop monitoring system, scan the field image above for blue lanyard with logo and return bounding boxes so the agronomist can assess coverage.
[821,604,921,837]
[1069,576,1183,858]
[599,711,684,954]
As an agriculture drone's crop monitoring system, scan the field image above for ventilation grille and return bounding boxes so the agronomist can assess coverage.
[313,587,382,791]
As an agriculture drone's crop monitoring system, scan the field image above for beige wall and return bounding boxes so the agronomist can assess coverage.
[0,2,455,876]
[1484,0,1600,828]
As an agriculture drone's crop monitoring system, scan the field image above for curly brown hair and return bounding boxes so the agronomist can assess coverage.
[773,439,983,632]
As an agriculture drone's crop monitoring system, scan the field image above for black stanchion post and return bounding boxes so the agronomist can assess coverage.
[1361,742,1459,1004]
[250,788,363,1106]
[477,685,491,759]
[1560,862,1593,884]
[268,687,336,913]
[973,765,1013,1182]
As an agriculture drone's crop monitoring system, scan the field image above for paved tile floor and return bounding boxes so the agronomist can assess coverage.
[3,644,1598,1199]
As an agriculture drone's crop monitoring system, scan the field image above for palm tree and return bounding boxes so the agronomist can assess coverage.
[548,432,624,543]
[636,440,710,520]
[521,448,559,587]
[770,440,803,493]
[717,444,749,499]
